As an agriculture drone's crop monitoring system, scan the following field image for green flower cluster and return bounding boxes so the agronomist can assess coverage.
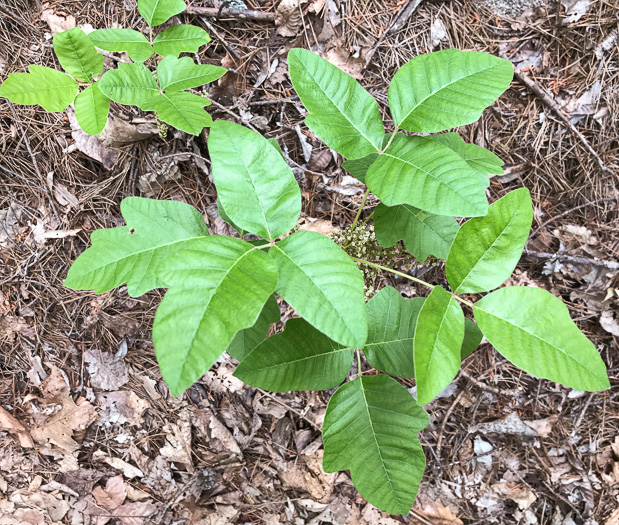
[330,224,397,299]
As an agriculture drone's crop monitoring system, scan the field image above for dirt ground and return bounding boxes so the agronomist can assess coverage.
[1,0,618,523]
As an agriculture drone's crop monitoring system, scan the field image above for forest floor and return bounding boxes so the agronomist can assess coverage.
[1,0,619,523]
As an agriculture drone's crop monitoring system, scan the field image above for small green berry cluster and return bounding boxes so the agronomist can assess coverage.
[330,224,397,299]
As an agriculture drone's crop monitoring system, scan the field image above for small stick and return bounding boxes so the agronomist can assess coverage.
[364,0,423,68]
[198,17,240,60]
[523,249,619,271]
[186,6,276,22]
[514,70,615,175]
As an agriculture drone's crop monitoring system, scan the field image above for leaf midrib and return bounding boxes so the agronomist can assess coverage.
[395,62,503,127]
[74,233,209,278]
[272,244,355,344]
[416,294,456,398]
[179,247,258,382]
[359,378,405,509]
[474,306,599,378]
[295,56,381,153]
[453,211,521,293]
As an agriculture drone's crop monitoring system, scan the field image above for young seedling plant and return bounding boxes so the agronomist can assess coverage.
[0,0,226,135]
[59,48,610,515]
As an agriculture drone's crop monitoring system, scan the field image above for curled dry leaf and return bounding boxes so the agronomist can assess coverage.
[40,8,76,34]
[279,450,336,503]
[30,390,97,455]
[276,0,308,37]
[469,411,556,438]
[92,475,127,510]
[85,349,129,391]
[298,218,339,236]
[0,406,34,448]
[412,497,463,525]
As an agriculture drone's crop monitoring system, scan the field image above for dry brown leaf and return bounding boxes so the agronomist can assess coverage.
[298,218,338,236]
[279,450,336,503]
[85,349,129,391]
[30,389,97,455]
[491,482,536,510]
[0,406,33,448]
[412,498,463,525]
[469,412,555,438]
[9,490,71,522]
[159,409,194,472]
[113,500,159,524]
[324,48,365,79]
[40,8,76,33]
[97,391,149,426]
[0,316,36,342]
[276,0,308,37]
[93,475,127,510]
[93,451,144,479]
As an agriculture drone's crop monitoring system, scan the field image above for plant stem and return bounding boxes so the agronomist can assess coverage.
[352,257,435,290]
[356,349,362,377]
[383,127,400,151]
[350,188,370,234]
[352,257,476,308]
[361,210,375,226]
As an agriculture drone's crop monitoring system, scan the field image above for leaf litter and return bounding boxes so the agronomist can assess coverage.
[0,0,618,522]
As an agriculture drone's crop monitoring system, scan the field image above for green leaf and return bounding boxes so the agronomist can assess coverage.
[389,49,513,133]
[64,197,210,297]
[157,55,226,91]
[366,133,488,217]
[226,294,280,361]
[446,188,532,294]
[427,133,504,185]
[153,24,210,56]
[142,91,212,135]
[414,286,464,405]
[53,27,103,82]
[288,48,384,159]
[374,203,459,261]
[74,82,110,135]
[363,286,424,378]
[461,318,483,359]
[138,0,186,26]
[153,236,277,396]
[98,62,159,106]
[216,197,248,238]
[341,135,393,183]
[234,318,353,392]
[341,153,377,184]
[0,65,78,112]
[270,231,368,348]
[474,287,610,391]
[88,28,153,62]
[323,375,428,515]
[209,120,301,240]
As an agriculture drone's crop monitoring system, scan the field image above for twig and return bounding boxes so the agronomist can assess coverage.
[528,195,619,240]
[523,249,619,271]
[256,388,321,430]
[435,390,465,461]
[364,0,424,68]
[197,17,240,60]
[187,5,276,22]
[460,368,521,396]
[514,70,615,175]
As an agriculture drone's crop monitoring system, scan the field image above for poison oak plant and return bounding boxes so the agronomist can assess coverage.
[63,49,610,515]
[0,0,226,135]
